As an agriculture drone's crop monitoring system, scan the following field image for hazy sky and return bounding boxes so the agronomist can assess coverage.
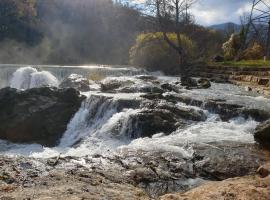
[191,0,252,26]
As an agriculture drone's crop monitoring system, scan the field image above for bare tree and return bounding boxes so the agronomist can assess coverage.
[247,0,270,59]
[133,0,198,77]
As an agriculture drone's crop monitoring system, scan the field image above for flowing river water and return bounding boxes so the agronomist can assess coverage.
[0,65,270,197]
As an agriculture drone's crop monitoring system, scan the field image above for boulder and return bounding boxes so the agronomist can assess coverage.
[254,119,270,145]
[198,78,211,89]
[129,109,185,138]
[181,77,198,88]
[0,87,85,147]
[59,74,91,92]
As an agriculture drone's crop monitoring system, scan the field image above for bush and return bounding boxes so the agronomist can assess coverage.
[129,32,196,74]
[242,42,264,60]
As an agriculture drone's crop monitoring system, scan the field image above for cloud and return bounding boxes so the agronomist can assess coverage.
[191,0,253,25]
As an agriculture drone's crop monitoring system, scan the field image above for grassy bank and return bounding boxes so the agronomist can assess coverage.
[211,60,270,68]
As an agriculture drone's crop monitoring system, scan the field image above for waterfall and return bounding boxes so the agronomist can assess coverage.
[59,94,140,151]
[0,64,146,88]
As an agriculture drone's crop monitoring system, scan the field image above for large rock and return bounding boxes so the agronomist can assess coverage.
[0,87,85,147]
[59,74,91,92]
[129,109,186,138]
[254,119,270,145]
[181,77,198,88]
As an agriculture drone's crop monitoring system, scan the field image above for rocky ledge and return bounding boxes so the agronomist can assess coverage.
[0,87,85,147]
[0,142,268,199]
[161,163,270,200]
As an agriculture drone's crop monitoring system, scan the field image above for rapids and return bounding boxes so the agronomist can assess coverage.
[0,66,269,159]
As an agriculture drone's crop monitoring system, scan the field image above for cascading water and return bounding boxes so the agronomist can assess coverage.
[1,67,270,160]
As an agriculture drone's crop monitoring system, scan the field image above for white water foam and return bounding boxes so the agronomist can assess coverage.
[122,116,257,154]
[29,71,59,88]
[10,67,59,90]
[10,67,38,89]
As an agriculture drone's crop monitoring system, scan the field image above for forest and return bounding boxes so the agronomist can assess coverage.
[0,0,224,71]
[0,0,267,74]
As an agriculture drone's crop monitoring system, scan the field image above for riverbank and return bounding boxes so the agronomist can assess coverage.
[190,65,270,97]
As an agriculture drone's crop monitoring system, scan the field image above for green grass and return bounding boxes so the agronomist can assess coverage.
[211,60,270,68]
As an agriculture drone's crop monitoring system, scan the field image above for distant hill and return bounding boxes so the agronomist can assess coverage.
[209,22,241,32]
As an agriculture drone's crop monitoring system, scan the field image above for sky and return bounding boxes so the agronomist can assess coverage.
[191,0,252,26]
[131,0,254,26]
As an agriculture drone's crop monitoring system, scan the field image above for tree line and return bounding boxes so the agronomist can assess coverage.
[0,0,229,75]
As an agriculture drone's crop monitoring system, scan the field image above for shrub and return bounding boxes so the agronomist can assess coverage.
[242,42,264,60]
[129,32,196,74]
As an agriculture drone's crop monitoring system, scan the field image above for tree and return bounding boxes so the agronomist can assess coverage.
[133,0,198,77]
[0,0,41,45]
[130,32,196,74]
[245,0,270,59]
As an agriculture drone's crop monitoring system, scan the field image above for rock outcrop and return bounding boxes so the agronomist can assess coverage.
[160,163,270,200]
[59,74,91,92]
[0,87,85,147]
[254,119,270,146]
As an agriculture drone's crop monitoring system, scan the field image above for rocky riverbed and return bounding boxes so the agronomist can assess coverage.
[1,66,270,199]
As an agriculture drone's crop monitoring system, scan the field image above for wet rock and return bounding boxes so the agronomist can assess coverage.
[135,75,157,81]
[181,77,198,88]
[258,78,269,86]
[254,120,270,146]
[118,85,164,94]
[0,87,85,147]
[140,93,165,100]
[59,74,91,92]
[161,83,179,92]
[129,109,185,138]
[143,101,206,121]
[198,78,211,89]
[245,86,252,92]
[100,79,134,92]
